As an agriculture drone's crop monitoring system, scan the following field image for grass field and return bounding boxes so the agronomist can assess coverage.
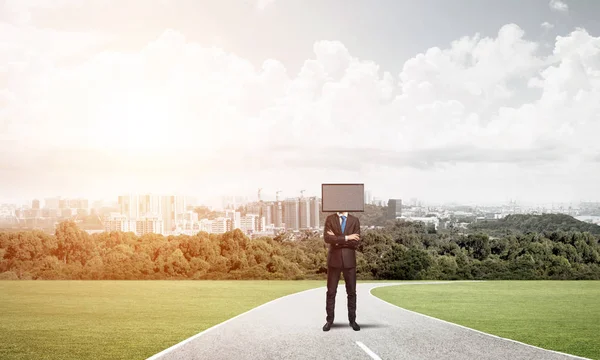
[372,281,600,360]
[0,280,325,360]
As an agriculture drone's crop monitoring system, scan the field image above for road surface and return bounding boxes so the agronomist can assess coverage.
[147,281,589,360]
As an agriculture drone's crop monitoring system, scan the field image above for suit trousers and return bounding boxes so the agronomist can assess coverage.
[325,266,357,323]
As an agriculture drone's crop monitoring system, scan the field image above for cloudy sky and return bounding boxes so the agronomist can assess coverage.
[1,0,599,206]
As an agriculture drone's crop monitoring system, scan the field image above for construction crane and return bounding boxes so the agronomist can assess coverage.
[258,188,263,202]
[276,190,282,202]
[300,190,305,198]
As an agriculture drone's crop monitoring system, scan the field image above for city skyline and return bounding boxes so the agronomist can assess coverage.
[2,1,600,205]
[2,189,599,210]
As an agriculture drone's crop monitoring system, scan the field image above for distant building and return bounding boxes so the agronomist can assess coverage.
[161,195,186,233]
[274,201,283,228]
[199,219,213,233]
[364,190,372,205]
[104,213,136,233]
[387,199,402,220]
[241,214,263,233]
[309,197,320,228]
[402,216,439,230]
[224,209,241,229]
[299,197,311,229]
[283,198,300,230]
[118,195,139,219]
[138,194,161,217]
[32,199,40,210]
[263,202,274,228]
[212,217,228,234]
[135,216,163,236]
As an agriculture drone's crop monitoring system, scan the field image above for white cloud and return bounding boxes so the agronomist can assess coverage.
[2,18,600,202]
[549,0,568,12]
[541,22,555,30]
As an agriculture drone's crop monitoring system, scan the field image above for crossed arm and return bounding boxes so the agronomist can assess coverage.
[323,217,360,249]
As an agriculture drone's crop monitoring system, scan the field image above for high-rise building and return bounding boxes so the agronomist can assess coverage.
[224,209,241,229]
[274,201,283,227]
[161,195,186,233]
[32,199,40,210]
[138,194,161,217]
[199,219,213,233]
[59,199,69,209]
[263,202,273,227]
[135,216,163,236]
[283,198,300,230]
[241,214,260,232]
[364,190,372,205]
[299,197,311,229]
[119,194,140,219]
[246,202,261,216]
[387,199,402,220]
[309,197,320,228]
[104,213,136,233]
[212,217,228,234]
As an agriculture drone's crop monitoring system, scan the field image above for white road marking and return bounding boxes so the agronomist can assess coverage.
[356,341,382,360]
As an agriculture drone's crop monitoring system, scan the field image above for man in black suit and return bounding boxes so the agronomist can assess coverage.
[322,211,361,331]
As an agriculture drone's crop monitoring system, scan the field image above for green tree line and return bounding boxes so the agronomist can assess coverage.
[1,214,599,280]
[469,213,600,236]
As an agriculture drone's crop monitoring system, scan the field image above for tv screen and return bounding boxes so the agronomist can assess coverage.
[321,183,365,212]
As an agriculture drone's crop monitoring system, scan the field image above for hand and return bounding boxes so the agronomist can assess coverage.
[327,230,334,236]
[347,233,360,241]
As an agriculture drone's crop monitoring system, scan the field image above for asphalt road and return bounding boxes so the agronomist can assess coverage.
[147,281,589,360]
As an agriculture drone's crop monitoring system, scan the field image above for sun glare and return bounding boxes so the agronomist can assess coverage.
[90,91,175,152]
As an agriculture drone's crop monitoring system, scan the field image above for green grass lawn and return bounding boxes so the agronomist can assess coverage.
[0,280,325,360]
[372,281,600,360]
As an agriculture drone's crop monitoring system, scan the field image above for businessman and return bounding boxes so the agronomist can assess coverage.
[322,211,361,331]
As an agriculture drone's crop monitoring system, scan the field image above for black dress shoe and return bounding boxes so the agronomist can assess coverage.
[349,321,360,331]
[323,322,333,331]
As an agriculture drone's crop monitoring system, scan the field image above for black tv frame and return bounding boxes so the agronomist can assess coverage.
[321,183,365,212]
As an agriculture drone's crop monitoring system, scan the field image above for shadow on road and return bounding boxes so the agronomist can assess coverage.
[327,323,389,329]
[357,323,389,329]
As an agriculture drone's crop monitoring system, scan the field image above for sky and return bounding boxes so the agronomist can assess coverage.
[1,0,599,206]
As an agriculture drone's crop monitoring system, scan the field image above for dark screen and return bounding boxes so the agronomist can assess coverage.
[321,183,365,212]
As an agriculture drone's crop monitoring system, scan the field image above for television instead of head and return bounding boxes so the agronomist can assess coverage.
[321,183,365,212]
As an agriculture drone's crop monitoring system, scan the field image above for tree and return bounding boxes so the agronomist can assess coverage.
[54,221,97,265]
[165,248,190,277]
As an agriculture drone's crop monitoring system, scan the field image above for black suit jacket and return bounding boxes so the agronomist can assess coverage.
[323,213,360,268]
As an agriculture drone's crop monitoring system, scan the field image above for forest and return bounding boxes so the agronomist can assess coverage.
[1,214,599,280]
